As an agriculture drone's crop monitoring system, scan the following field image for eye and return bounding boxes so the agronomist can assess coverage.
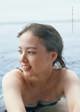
[18,49,22,54]
[27,51,36,55]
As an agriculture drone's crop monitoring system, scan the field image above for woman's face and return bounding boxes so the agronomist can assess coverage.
[18,31,55,77]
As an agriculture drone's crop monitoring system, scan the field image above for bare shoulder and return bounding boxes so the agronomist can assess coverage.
[2,68,22,82]
[60,68,79,82]
[2,70,28,111]
[55,68,79,88]
[60,68,80,93]
[2,69,23,91]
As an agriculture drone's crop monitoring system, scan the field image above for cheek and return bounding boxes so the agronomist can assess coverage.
[30,57,40,66]
[32,56,50,71]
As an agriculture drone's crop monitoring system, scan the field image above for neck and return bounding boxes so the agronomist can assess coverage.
[27,68,54,88]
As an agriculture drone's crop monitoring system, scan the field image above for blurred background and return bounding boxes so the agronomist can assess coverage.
[0,0,80,111]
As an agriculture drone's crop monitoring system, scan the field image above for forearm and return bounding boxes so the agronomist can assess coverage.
[2,71,26,112]
[3,81,26,112]
[4,95,26,112]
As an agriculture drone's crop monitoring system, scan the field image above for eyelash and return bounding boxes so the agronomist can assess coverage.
[18,50,36,55]
[27,51,36,54]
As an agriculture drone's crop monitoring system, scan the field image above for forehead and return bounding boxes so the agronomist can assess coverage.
[19,31,44,49]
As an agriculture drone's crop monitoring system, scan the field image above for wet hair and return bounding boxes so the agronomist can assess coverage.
[17,23,66,68]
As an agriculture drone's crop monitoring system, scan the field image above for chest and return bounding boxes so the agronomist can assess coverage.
[22,79,63,106]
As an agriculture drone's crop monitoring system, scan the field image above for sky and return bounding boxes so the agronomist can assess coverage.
[0,0,80,22]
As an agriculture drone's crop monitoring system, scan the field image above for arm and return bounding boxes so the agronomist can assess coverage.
[2,70,26,112]
[63,70,80,112]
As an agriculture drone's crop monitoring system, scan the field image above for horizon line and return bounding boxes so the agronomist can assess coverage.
[0,19,80,25]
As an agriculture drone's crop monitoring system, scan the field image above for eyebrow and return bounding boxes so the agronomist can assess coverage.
[18,46,37,50]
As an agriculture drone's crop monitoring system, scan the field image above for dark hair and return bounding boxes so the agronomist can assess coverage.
[17,23,66,68]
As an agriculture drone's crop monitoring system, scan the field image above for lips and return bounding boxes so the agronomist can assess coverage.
[21,64,32,71]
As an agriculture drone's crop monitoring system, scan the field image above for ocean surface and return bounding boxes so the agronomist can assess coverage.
[0,21,80,111]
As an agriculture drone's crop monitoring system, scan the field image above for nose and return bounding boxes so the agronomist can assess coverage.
[20,53,29,64]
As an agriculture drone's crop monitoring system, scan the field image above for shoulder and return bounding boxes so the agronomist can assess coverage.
[60,68,79,82]
[54,68,79,84]
[2,68,23,82]
[60,68,80,93]
[2,69,27,111]
[2,69,24,91]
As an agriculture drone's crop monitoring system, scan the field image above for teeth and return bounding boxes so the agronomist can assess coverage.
[22,65,31,70]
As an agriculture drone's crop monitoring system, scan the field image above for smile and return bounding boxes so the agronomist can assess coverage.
[21,65,32,71]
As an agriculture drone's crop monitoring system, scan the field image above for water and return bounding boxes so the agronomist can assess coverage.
[0,22,80,111]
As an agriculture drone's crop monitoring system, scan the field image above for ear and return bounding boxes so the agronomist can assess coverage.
[50,51,58,62]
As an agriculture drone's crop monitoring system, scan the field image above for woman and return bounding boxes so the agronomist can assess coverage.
[2,23,80,112]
